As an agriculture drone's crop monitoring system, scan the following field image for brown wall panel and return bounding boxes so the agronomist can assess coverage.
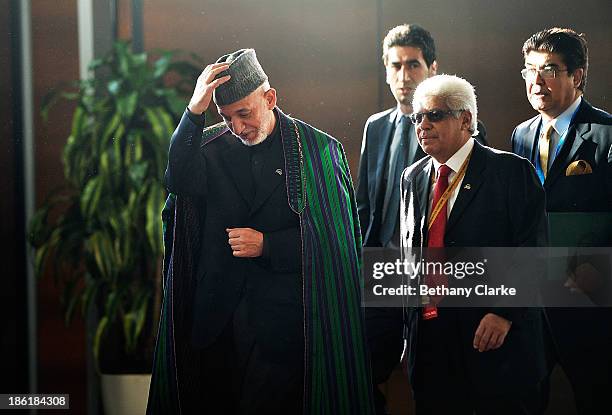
[143,0,611,174]
[381,0,612,150]
[143,0,379,174]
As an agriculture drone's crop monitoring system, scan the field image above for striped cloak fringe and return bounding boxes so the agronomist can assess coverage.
[147,108,375,414]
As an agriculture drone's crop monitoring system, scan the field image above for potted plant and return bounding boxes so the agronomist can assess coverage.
[28,40,200,413]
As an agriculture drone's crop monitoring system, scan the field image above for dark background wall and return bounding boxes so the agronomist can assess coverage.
[143,0,611,174]
[2,0,610,413]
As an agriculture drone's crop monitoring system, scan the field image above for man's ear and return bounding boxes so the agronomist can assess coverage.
[429,60,438,76]
[461,111,472,131]
[264,88,277,109]
[572,68,584,89]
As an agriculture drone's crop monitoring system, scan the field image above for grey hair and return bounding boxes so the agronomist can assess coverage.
[412,74,479,135]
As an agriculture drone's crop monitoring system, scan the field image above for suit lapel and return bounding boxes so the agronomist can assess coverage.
[276,107,305,214]
[446,142,486,233]
[525,116,540,163]
[249,137,285,215]
[221,137,253,207]
[408,125,425,165]
[373,109,396,204]
[545,102,589,187]
[566,122,590,162]
[415,160,433,237]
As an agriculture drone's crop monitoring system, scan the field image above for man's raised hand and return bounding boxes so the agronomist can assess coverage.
[187,63,231,115]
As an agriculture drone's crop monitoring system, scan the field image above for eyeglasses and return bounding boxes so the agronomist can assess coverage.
[409,109,462,124]
[520,67,568,80]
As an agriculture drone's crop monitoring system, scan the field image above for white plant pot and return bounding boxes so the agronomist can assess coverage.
[100,374,151,415]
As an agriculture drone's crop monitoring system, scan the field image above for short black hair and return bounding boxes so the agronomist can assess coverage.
[522,28,588,91]
[382,24,436,67]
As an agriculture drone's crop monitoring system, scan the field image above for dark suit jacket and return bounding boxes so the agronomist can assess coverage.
[357,107,487,247]
[511,99,612,368]
[166,110,302,362]
[511,98,612,212]
[399,140,548,395]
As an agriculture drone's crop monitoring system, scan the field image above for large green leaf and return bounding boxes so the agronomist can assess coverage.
[62,106,86,182]
[33,244,49,279]
[153,52,173,79]
[81,275,100,317]
[117,92,138,120]
[62,280,81,326]
[80,176,103,219]
[145,107,170,141]
[104,291,120,322]
[115,42,131,77]
[100,111,123,148]
[123,291,149,353]
[87,230,116,280]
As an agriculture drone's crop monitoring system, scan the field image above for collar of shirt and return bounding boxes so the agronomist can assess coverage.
[394,106,410,126]
[432,137,474,179]
[430,137,474,217]
[546,95,582,137]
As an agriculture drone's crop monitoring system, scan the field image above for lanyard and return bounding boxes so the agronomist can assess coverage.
[427,151,472,230]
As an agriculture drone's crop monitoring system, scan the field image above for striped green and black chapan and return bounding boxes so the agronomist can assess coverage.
[147,108,375,414]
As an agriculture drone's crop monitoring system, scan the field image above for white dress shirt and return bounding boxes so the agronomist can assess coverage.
[430,137,475,218]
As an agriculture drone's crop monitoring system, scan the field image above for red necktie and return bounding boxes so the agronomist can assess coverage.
[427,164,451,248]
[423,164,451,319]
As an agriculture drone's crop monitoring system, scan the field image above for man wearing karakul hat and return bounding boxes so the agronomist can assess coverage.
[146,49,375,414]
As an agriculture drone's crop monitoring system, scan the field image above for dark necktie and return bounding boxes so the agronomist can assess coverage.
[380,115,408,246]
[423,164,451,319]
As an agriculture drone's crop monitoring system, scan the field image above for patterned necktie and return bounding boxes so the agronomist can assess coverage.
[423,164,452,319]
[539,122,554,178]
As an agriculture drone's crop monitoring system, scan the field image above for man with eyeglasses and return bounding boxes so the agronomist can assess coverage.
[356,24,486,414]
[400,74,548,414]
[511,28,612,414]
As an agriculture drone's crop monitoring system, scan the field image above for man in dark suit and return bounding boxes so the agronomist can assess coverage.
[357,24,437,251]
[400,74,548,414]
[511,28,612,414]
[357,24,486,413]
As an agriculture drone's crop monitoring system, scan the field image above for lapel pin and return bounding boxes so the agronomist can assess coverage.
[275,169,283,176]
[464,184,471,190]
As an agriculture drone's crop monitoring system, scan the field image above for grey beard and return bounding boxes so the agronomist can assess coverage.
[234,130,268,146]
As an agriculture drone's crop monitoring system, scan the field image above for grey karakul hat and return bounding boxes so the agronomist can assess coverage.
[213,48,268,106]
